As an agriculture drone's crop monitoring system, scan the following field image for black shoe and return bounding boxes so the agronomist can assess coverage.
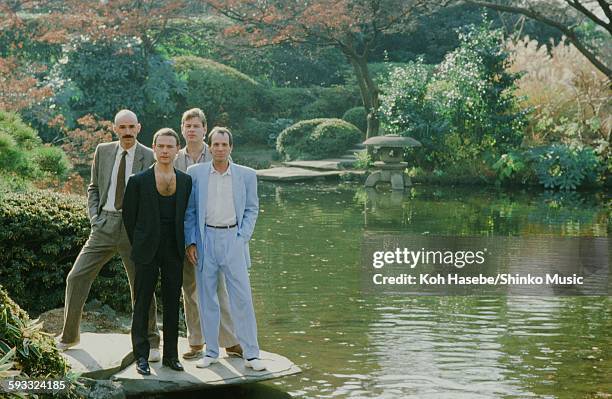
[162,357,184,371]
[136,357,150,375]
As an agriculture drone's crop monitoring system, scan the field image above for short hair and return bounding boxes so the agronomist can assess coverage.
[114,109,138,124]
[181,108,207,127]
[208,126,233,147]
[152,128,180,146]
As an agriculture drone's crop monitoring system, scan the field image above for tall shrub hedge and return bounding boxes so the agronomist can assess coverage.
[276,118,362,160]
[174,56,264,128]
[0,190,130,315]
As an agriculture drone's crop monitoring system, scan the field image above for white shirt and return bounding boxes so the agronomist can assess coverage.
[103,144,136,212]
[206,163,236,226]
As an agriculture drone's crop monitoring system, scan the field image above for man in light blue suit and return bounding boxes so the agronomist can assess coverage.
[184,126,266,371]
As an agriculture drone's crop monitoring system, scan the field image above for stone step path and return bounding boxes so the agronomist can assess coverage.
[61,332,301,397]
[256,143,367,182]
[282,159,349,171]
[257,166,364,181]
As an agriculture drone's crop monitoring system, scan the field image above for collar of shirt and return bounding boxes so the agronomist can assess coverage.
[210,162,232,176]
[117,142,137,159]
[181,144,207,164]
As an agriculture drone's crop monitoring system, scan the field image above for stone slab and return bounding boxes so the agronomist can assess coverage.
[61,333,134,380]
[61,333,301,396]
[282,160,347,170]
[257,167,345,181]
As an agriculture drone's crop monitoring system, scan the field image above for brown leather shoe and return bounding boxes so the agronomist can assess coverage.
[182,346,204,360]
[225,344,243,358]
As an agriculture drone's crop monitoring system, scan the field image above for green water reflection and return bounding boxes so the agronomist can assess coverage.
[176,184,611,399]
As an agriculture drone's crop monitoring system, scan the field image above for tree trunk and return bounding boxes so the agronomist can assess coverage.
[346,52,380,139]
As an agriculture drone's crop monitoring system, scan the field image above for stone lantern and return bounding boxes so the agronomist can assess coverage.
[363,134,421,190]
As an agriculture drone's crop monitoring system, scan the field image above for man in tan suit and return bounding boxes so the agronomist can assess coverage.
[175,108,242,360]
[58,109,161,361]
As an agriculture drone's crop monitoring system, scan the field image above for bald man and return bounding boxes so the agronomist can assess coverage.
[57,110,161,361]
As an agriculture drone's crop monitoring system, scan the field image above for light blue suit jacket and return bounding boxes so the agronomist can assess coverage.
[184,162,259,270]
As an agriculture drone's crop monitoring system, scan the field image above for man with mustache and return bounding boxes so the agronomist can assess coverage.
[175,108,242,360]
[57,109,161,362]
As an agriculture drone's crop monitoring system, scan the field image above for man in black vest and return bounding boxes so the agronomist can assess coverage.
[123,128,192,375]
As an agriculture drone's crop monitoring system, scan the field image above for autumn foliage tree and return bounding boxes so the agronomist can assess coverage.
[0,2,60,111]
[1,0,187,114]
[206,0,443,138]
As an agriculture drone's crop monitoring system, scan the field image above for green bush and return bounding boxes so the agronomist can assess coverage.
[379,22,527,170]
[342,106,367,135]
[300,86,361,119]
[0,111,70,182]
[42,37,186,144]
[0,132,35,178]
[492,151,529,185]
[239,117,294,146]
[260,87,317,119]
[0,190,130,315]
[276,118,362,160]
[30,146,71,178]
[526,145,601,190]
[0,285,69,378]
[174,56,264,128]
[0,111,41,150]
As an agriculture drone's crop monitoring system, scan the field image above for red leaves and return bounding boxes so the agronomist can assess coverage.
[0,58,52,112]
[60,114,113,168]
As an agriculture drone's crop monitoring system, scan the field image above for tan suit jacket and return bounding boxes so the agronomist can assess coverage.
[87,141,155,220]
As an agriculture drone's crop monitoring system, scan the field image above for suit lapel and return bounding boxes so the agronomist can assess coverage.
[100,142,119,204]
[231,165,243,228]
[147,168,159,221]
[199,163,211,237]
[174,169,184,222]
[132,143,145,174]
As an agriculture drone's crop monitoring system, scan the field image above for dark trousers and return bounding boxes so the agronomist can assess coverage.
[131,226,183,360]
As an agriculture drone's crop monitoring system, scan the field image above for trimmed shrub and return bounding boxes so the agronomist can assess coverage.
[276,118,362,160]
[0,285,69,378]
[174,56,264,128]
[342,106,367,135]
[0,190,130,315]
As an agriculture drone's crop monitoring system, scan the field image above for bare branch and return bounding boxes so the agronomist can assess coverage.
[565,0,611,34]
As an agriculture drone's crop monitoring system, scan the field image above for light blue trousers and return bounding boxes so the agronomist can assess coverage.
[196,226,260,359]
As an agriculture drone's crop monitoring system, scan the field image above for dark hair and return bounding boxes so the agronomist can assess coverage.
[207,126,233,147]
[152,128,180,146]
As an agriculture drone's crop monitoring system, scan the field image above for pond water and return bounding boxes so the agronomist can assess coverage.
[172,183,610,399]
